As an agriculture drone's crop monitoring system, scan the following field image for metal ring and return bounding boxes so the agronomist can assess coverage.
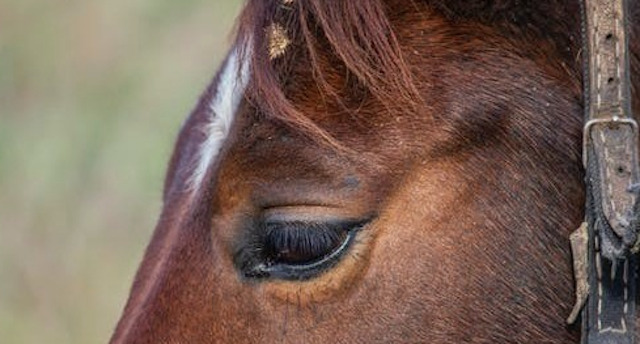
[582,117,639,166]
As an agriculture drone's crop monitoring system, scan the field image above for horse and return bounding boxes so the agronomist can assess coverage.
[110,0,640,342]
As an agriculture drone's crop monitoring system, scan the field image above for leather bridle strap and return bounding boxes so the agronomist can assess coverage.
[572,0,640,343]
[584,0,639,259]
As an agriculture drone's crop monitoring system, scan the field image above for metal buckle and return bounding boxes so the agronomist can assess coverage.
[582,116,639,167]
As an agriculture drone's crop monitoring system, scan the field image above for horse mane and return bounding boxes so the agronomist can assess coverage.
[235,0,421,146]
[233,0,581,146]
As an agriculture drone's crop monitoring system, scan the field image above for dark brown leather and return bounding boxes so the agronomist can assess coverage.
[584,0,639,259]
[580,0,640,343]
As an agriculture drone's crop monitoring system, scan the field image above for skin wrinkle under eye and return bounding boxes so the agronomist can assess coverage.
[189,43,252,191]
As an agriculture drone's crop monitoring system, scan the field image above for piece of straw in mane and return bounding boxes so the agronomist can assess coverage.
[266,23,291,60]
[236,0,421,149]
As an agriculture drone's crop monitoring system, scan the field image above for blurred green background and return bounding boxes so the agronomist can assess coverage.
[0,0,242,342]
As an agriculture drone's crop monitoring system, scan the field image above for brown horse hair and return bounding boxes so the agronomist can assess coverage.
[229,0,589,154]
[235,0,422,149]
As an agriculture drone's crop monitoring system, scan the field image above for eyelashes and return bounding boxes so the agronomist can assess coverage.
[262,221,349,265]
[235,218,370,280]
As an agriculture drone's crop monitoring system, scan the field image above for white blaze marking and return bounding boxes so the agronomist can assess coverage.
[189,46,251,190]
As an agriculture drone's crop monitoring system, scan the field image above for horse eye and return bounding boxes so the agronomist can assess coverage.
[238,219,368,281]
[264,222,348,265]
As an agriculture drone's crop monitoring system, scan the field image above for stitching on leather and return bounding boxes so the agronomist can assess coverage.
[593,1,629,333]
[596,235,603,330]
[615,15,622,103]
[595,234,629,333]
[595,9,602,107]
[623,259,629,316]
[600,130,619,219]
[616,1,630,331]
[593,3,604,330]
[588,0,634,337]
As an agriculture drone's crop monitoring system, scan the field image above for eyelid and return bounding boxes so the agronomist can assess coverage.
[261,206,371,224]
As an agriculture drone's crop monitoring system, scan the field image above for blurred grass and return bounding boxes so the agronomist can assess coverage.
[0,0,242,342]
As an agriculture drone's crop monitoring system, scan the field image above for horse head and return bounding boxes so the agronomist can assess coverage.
[111,0,640,342]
